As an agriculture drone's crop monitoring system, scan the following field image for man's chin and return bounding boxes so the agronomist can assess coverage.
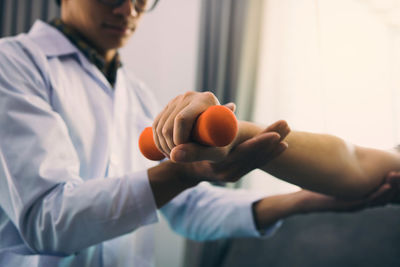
[103,38,129,50]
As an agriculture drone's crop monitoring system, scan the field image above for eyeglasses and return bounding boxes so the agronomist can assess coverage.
[98,0,159,13]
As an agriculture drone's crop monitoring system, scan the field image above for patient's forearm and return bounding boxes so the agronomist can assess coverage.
[263,131,400,198]
[237,121,400,198]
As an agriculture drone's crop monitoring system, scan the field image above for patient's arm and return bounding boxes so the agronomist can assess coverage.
[251,125,400,199]
[149,91,400,199]
[171,119,400,199]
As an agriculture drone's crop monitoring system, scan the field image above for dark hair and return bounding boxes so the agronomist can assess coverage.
[55,0,61,5]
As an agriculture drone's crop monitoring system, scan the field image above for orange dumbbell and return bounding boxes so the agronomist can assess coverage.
[138,105,238,161]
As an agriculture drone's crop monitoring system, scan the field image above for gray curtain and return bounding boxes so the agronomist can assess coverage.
[0,0,60,38]
[196,0,264,121]
[184,1,265,266]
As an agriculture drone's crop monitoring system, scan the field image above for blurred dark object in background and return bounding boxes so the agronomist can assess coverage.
[185,206,400,267]
[0,0,59,38]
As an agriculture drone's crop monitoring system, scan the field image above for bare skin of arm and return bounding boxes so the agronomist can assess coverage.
[235,121,400,199]
[148,143,394,231]
[151,91,400,200]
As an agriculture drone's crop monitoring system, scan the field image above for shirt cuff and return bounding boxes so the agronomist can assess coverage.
[233,193,282,239]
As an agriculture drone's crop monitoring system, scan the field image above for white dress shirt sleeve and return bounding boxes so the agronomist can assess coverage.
[161,182,282,241]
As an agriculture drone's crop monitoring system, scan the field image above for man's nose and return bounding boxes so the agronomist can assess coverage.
[113,0,138,17]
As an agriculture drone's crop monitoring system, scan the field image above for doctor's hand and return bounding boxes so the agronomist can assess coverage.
[340,172,400,208]
[180,120,290,183]
[252,189,370,230]
[371,171,400,205]
[253,184,399,231]
[171,120,290,162]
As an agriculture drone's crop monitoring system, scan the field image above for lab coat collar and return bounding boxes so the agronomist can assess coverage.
[28,20,78,57]
[28,20,115,92]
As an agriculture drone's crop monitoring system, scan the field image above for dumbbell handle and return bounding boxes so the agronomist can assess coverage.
[138,105,238,161]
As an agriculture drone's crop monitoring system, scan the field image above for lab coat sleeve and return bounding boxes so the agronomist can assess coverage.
[0,40,158,255]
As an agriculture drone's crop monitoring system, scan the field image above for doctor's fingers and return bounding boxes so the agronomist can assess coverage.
[367,183,397,207]
[169,127,284,164]
[170,143,228,163]
[386,172,400,189]
[153,95,184,156]
[264,120,291,141]
[211,133,288,182]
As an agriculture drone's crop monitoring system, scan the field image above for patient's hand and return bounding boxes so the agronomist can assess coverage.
[356,171,400,207]
[301,173,400,213]
[375,171,400,205]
